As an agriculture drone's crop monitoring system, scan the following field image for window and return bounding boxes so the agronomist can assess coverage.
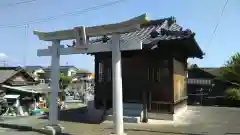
[147,67,161,82]
[40,79,45,84]
[98,62,104,83]
[187,78,212,85]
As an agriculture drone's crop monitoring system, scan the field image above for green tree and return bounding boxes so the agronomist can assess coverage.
[59,73,72,90]
[225,88,240,101]
[219,52,240,86]
[190,64,199,69]
[45,74,72,107]
[59,73,72,102]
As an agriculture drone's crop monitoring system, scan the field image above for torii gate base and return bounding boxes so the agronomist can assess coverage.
[43,124,64,135]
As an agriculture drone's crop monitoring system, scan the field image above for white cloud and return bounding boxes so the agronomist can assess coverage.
[0,53,7,59]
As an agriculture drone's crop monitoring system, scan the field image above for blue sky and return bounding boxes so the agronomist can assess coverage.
[0,0,239,72]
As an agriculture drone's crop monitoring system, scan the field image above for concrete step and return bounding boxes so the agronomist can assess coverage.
[105,103,144,123]
[107,109,143,117]
[106,115,141,123]
[123,103,143,110]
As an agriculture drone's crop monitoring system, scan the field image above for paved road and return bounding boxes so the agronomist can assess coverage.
[0,116,44,135]
[59,106,240,135]
[1,106,240,135]
[0,128,42,135]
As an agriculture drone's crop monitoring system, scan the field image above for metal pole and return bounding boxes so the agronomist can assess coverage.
[111,34,124,135]
[49,40,61,125]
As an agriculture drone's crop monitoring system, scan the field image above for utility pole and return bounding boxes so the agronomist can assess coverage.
[1,60,7,67]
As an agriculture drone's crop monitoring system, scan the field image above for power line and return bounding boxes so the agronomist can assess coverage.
[0,0,38,8]
[23,25,29,66]
[205,0,229,53]
[0,0,127,28]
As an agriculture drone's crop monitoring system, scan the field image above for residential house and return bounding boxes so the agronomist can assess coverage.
[0,67,50,112]
[187,67,233,105]
[24,66,46,83]
[70,69,94,92]
[72,69,92,81]
[91,17,204,121]
[43,66,78,81]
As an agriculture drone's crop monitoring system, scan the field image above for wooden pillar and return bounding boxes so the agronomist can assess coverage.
[142,90,148,123]
[94,55,101,109]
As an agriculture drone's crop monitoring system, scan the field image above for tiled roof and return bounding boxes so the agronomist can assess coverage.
[43,66,77,71]
[0,67,22,83]
[201,67,225,77]
[77,68,91,74]
[86,17,203,58]
[24,66,43,72]
[188,67,224,77]
[89,17,195,45]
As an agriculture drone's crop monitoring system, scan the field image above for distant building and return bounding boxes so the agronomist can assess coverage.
[187,67,234,105]
[0,66,49,98]
[24,66,46,83]
[43,66,78,79]
[69,69,94,92]
[72,69,92,81]
[25,65,79,84]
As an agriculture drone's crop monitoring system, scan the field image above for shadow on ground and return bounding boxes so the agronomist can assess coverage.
[107,128,207,135]
[39,106,105,124]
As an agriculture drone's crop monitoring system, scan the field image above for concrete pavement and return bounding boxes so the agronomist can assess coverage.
[0,106,240,135]
[0,127,43,135]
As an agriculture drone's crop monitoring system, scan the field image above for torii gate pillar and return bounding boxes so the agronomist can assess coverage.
[49,40,60,125]
[43,40,64,135]
[111,34,124,135]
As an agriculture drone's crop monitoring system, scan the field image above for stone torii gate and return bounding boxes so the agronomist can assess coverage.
[34,14,148,135]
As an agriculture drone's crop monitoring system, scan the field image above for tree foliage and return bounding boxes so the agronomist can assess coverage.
[188,63,199,69]
[59,73,72,90]
[225,88,240,101]
[220,52,240,86]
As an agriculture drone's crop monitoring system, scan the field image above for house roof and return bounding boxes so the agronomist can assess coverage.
[201,67,225,77]
[0,66,36,84]
[43,66,78,71]
[188,67,224,77]
[89,17,204,58]
[24,66,43,73]
[77,68,91,74]
[0,67,22,83]
[1,84,44,93]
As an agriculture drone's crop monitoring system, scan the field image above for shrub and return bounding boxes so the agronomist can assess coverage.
[225,88,240,101]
